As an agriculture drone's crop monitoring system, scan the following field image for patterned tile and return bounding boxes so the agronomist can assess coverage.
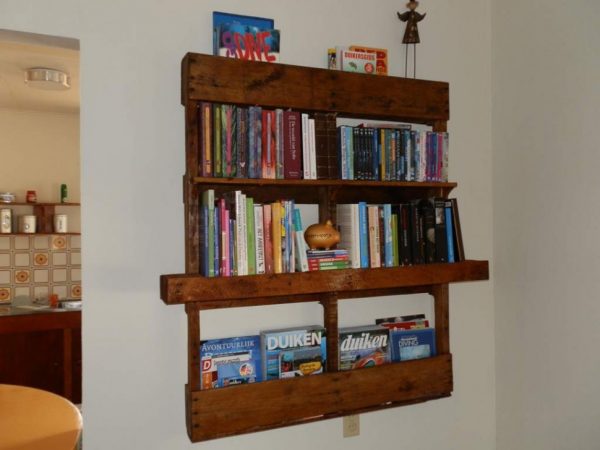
[14,269,30,284]
[1,235,83,302]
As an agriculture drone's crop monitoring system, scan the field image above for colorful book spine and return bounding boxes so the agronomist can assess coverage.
[383,204,393,267]
[275,109,284,179]
[283,111,302,179]
[271,201,282,273]
[263,204,274,274]
[254,204,266,274]
[445,200,455,263]
[200,102,212,177]
[301,113,310,179]
[246,196,256,274]
[358,201,369,268]
[213,104,222,177]
[261,109,276,179]
[293,208,309,272]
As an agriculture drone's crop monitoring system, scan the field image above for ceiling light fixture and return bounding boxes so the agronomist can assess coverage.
[24,67,70,90]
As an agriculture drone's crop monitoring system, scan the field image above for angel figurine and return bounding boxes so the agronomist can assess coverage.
[397,1,426,77]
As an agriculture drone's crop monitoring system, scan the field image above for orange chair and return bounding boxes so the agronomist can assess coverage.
[0,384,82,450]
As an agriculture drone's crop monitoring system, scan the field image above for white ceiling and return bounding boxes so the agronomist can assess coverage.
[0,31,79,114]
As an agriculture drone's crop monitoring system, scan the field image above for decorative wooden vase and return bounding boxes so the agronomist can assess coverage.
[304,220,340,250]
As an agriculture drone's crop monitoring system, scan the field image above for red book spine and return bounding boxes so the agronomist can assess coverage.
[283,111,301,179]
[261,110,276,179]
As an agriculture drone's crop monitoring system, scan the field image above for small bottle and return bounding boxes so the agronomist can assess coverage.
[26,190,37,203]
[60,184,68,203]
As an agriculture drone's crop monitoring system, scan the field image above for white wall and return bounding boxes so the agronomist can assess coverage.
[0,1,494,449]
[493,1,600,449]
[0,108,80,203]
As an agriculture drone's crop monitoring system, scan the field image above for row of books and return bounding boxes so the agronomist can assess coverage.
[336,198,465,269]
[197,102,450,183]
[338,126,449,182]
[200,189,309,277]
[200,315,435,389]
[197,103,337,180]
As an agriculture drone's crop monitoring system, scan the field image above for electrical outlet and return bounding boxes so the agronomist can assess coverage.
[343,414,360,437]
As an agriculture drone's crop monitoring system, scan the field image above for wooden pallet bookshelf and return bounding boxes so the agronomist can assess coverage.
[160,53,489,442]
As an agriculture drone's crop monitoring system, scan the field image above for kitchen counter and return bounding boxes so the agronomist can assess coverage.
[0,305,81,403]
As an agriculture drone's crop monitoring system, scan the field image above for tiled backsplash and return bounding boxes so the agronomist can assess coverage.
[0,235,81,303]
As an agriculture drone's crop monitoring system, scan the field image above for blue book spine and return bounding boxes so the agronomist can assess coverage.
[383,204,393,267]
[201,205,209,277]
[445,204,455,263]
[346,126,354,180]
[372,129,379,181]
[358,202,369,268]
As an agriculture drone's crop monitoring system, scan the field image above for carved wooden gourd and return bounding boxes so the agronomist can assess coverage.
[304,220,340,250]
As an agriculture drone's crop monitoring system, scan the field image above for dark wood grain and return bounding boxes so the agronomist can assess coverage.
[187,355,452,441]
[184,102,201,274]
[161,260,489,305]
[320,295,339,372]
[432,284,450,355]
[182,54,449,124]
[0,311,81,403]
[192,178,456,207]
[185,303,201,391]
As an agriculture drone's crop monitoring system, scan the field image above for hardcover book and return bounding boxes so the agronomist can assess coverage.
[340,49,376,74]
[261,325,327,380]
[349,45,388,75]
[339,325,390,371]
[283,110,302,179]
[200,335,262,389]
[389,328,436,362]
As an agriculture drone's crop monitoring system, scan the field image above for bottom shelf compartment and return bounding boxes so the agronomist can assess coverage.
[186,354,453,442]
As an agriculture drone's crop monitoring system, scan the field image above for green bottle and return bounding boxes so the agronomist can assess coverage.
[60,184,68,203]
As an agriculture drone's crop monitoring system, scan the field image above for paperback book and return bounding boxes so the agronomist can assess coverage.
[261,325,327,380]
[200,335,262,389]
[339,325,390,371]
[389,328,436,362]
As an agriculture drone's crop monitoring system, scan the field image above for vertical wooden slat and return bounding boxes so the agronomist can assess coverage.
[185,102,201,274]
[186,303,201,391]
[62,327,73,400]
[320,294,339,372]
[432,120,447,133]
[432,284,450,355]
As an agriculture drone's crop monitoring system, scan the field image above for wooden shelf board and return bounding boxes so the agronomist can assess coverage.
[192,177,457,189]
[186,354,452,442]
[182,53,449,124]
[161,260,489,305]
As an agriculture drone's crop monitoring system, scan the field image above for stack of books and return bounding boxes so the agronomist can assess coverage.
[306,249,349,271]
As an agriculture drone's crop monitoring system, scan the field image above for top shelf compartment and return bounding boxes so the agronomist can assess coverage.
[182,53,449,125]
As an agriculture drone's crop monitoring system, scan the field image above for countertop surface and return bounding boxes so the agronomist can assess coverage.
[0,302,81,318]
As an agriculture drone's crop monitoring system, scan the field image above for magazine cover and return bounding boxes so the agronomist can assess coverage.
[261,325,327,380]
[200,335,262,389]
[389,328,436,362]
[212,11,279,62]
[339,325,390,371]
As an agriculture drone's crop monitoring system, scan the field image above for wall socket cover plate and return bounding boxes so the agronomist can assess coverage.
[343,415,360,437]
